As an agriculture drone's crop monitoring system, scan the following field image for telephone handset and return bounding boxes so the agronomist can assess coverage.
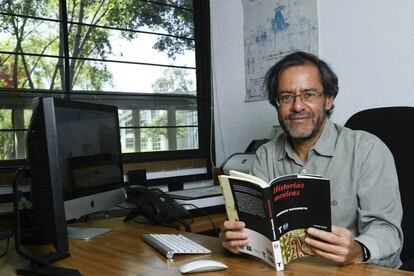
[124,185,189,225]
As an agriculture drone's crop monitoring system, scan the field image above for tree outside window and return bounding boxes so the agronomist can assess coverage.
[0,0,209,163]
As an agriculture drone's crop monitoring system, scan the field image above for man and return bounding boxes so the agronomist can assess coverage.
[220,51,403,268]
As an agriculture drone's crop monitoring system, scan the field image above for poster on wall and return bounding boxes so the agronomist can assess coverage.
[243,0,319,102]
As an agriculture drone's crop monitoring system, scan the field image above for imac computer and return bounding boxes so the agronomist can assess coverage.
[23,97,125,242]
[51,98,125,220]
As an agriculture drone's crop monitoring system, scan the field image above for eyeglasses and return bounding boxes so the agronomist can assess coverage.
[275,91,323,107]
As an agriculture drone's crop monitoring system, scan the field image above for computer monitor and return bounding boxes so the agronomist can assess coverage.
[26,97,125,238]
[12,97,73,274]
[51,98,125,222]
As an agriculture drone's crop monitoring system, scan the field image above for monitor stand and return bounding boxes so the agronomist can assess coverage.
[16,260,81,276]
[67,225,111,240]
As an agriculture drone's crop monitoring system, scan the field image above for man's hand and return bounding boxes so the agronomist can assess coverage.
[304,225,364,265]
[219,220,249,254]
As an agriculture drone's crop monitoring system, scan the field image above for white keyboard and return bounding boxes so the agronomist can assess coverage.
[142,234,211,259]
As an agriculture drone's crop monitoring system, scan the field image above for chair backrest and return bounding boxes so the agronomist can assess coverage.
[345,106,414,262]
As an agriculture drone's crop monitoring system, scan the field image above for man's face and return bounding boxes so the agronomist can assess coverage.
[276,64,334,142]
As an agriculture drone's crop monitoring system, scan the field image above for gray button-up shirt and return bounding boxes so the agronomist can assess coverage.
[251,119,403,268]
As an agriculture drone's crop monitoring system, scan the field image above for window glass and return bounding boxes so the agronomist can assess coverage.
[0,0,210,171]
[0,2,60,19]
[0,55,62,90]
[0,108,32,160]
[0,130,27,160]
[67,1,194,37]
[0,18,60,55]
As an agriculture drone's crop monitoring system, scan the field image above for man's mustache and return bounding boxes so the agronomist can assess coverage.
[287,112,313,120]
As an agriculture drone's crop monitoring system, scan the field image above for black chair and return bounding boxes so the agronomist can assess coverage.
[345,106,414,271]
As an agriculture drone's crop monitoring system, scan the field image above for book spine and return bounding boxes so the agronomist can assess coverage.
[267,199,276,240]
[267,188,284,271]
[272,241,284,271]
[264,187,276,240]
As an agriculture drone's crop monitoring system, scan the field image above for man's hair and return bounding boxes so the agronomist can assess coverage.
[264,51,339,117]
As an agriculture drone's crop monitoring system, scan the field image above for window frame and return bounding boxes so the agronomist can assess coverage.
[0,0,213,181]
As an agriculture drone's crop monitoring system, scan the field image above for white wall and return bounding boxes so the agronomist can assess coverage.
[210,0,276,166]
[211,0,414,166]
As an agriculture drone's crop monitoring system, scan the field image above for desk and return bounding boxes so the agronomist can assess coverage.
[128,213,226,234]
[1,217,412,276]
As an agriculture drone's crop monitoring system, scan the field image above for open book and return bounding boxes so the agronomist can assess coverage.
[218,170,331,271]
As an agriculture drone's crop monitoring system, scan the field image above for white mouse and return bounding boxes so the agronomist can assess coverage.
[179,259,228,274]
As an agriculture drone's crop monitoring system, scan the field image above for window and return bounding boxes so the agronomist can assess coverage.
[152,137,162,151]
[125,120,133,135]
[0,0,212,181]
[125,138,134,149]
[140,138,148,151]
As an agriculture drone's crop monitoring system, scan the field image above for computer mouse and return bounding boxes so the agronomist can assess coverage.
[179,259,228,274]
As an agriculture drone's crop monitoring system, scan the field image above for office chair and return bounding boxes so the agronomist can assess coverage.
[344,106,414,271]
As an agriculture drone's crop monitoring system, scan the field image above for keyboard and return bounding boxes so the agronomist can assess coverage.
[142,233,211,259]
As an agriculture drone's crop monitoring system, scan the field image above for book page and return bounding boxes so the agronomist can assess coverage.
[220,171,331,270]
[225,177,274,240]
[237,228,283,270]
[219,174,283,269]
[218,176,239,221]
[229,170,268,187]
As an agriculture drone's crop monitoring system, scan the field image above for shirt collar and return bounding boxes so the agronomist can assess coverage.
[278,119,337,160]
[313,119,336,157]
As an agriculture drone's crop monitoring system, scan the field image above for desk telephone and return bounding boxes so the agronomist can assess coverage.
[124,185,190,226]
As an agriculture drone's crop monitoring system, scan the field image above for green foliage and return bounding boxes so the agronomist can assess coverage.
[0,0,196,157]
[143,68,195,143]
[106,0,194,59]
[0,79,7,87]
[0,109,12,129]
[141,115,168,141]
[0,0,194,91]
[152,68,195,94]
[140,116,187,150]
[0,131,14,160]
[0,109,31,159]
[0,109,14,160]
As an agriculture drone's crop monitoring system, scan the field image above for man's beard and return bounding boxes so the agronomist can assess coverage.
[278,111,325,144]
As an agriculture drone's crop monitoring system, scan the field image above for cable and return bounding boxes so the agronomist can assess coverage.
[0,229,13,240]
[116,204,132,209]
[0,237,10,258]
[209,19,227,169]
[165,214,192,232]
[181,203,219,237]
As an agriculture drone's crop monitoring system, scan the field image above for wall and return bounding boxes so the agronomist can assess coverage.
[210,0,414,166]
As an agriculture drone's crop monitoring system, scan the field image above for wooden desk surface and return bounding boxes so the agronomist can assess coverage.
[1,217,412,276]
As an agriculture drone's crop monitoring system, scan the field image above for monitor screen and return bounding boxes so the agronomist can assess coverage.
[52,98,125,221]
[18,97,112,274]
